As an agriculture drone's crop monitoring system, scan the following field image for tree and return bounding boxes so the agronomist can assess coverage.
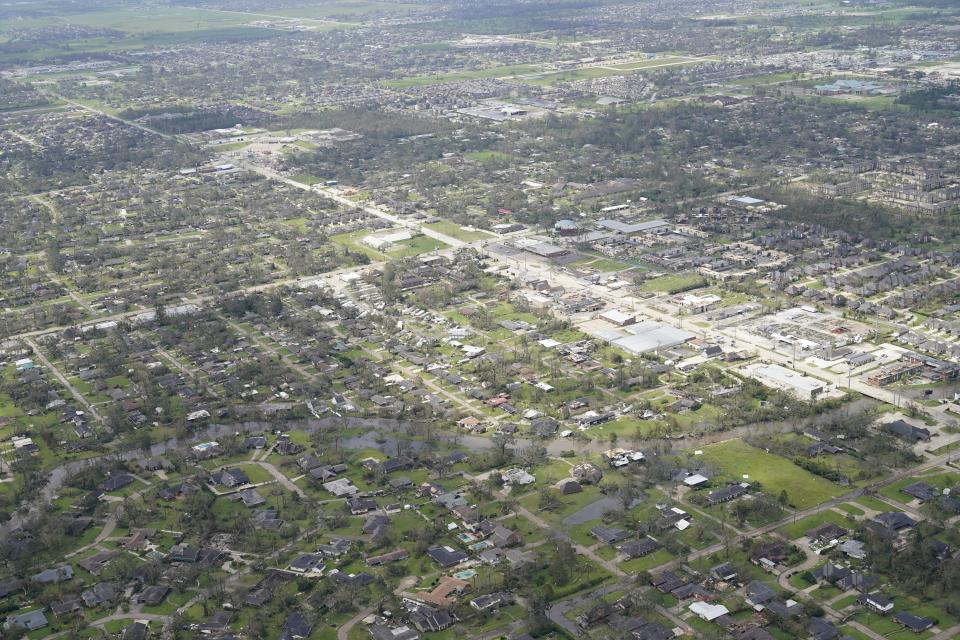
[548,539,576,585]
[537,487,562,512]
[46,237,64,274]
[491,432,515,461]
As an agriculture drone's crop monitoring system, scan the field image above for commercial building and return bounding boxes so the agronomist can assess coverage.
[741,363,825,399]
[599,309,636,326]
[608,321,695,355]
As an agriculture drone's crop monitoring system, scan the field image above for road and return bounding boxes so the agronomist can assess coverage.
[338,605,377,640]
[25,337,105,425]
[44,80,958,430]
[514,502,625,578]
[13,98,960,640]
[235,161,468,250]
[2,260,378,344]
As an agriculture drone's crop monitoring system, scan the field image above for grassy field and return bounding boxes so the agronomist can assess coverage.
[383,64,540,88]
[638,272,707,293]
[570,256,630,273]
[0,6,259,33]
[465,150,515,163]
[0,28,286,64]
[527,67,631,85]
[697,439,845,510]
[329,229,388,260]
[721,71,807,87]
[0,6,296,63]
[423,220,492,241]
[242,0,429,20]
[880,471,960,503]
[388,235,447,257]
[605,55,701,70]
[816,95,909,112]
[290,174,326,185]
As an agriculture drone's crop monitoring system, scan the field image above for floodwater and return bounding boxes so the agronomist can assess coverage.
[1,398,879,534]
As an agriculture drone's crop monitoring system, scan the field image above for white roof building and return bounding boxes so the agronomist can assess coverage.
[501,468,535,485]
[600,309,636,326]
[683,474,709,486]
[689,602,729,621]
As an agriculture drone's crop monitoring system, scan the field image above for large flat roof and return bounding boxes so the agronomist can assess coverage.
[597,218,669,234]
[611,321,695,354]
[746,363,824,395]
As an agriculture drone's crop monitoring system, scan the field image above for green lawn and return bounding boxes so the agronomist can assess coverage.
[855,495,895,512]
[329,229,388,260]
[854,611,905,636]
[387,235,448,257]
[619,549,674,573]
[833,594,860,610]
[697,439,845,510]
[234,464,274,485]
[836,503,865,516]
[881,472,960,504]
[464,150,515,163]
[290,174,325,185]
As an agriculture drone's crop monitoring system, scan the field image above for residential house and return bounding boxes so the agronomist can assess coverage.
[318,538,352,557]
[77,550,118,575]
[807,617,839,640]
[49,598,82,618]
[902,482,937,502]
[131,585,170,606]
[874,512,916,532]
[707,483,749,504]
[122,621,150,640]
[883,420,931,443]
[894,612,935,633]
[806,523,848,544]
[4,609,48,632]
[211,468,249,489]
[745,581,777,608]
[426,545,467,568]
[279,612,313,640]
[710,562,738,583]
[370,624,420,640]
[288,553,325,576]
[32,564,74,584]
[81,582,119,608]
[591,526,630,545]
[489,525,521,548]
[408,605,453,633]
[348,497,378,515]
[470,593,511,612]
[101,472,135,492]
[860,592,894,614]
[619,537,660,559]
[570,461,603,484]
[169,544,201,563]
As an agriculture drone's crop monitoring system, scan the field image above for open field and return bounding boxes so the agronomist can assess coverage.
[638,272,707,293]
[423,221,493,241]
[604,55,705,70]
[383,64,541,87]
[697,439,846,510]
